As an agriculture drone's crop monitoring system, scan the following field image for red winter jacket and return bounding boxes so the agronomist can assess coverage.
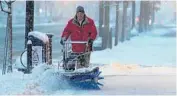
[61,15,97,53]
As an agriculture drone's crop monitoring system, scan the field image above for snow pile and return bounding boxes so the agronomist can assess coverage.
[130,27,139,36]
[0,70,31,95]
[31,64,53,78]
[146,28,176,37]
[14,51,27,69]
[28,31,49,44]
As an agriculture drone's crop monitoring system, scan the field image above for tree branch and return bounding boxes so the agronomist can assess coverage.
[5,0,8,4]
[0,1,10,14]
[10,0,16,4]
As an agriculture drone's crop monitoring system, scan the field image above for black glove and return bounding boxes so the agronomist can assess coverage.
[60,37,66,45]
[88,39,93,45]
[88,39,93,51]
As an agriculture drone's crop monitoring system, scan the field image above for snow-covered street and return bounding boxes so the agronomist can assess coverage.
[0,26,176,95]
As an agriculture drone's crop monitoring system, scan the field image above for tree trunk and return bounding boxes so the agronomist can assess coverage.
[115,1,119,46]
[118,3,123,42]
[144,1,148,32]
[132,1,135,29]
[105,1,110,48]
[101,1,106,49]
[139,1,144,33]
[144,1,151,32]
[125,2,130,40]
[1,1,15,74]
[120,1,128,42]
[99,1,104,37]
[108,28,112,49]
[102,1,109,49]
[152,2,155,24]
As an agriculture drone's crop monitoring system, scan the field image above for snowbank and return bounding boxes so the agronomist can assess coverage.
[130,27,139,36]
[0,70,31,95]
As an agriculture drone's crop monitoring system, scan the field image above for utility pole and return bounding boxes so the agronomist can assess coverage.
[25,1,34,48]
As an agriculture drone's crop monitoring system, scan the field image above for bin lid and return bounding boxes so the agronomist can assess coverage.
[28,31,49,44]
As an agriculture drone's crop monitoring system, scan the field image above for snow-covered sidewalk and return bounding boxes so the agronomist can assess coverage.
[91,27,176,67]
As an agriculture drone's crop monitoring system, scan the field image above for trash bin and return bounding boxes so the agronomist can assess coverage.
[16,31,53,74]
[28,31,53,66]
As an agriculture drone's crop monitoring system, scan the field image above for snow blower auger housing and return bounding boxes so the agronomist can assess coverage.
[60,41,104,89]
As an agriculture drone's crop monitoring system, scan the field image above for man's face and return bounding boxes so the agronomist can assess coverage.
[77,12,84,21]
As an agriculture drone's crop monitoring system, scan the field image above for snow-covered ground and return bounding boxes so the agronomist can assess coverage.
[0,26,176,95]
[91,27,176,67]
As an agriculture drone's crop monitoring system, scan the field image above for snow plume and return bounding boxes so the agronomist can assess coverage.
[31,63,53,78]
[21,64,72,95]
[0,64,72,95]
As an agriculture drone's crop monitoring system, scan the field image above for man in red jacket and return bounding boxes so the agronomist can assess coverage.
[60,6,97,53]
[60,6,97,68]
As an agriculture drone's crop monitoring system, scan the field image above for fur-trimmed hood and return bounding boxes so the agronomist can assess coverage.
[72,15,90,27]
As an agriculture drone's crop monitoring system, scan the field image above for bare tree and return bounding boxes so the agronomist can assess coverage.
[0,0,15,75]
